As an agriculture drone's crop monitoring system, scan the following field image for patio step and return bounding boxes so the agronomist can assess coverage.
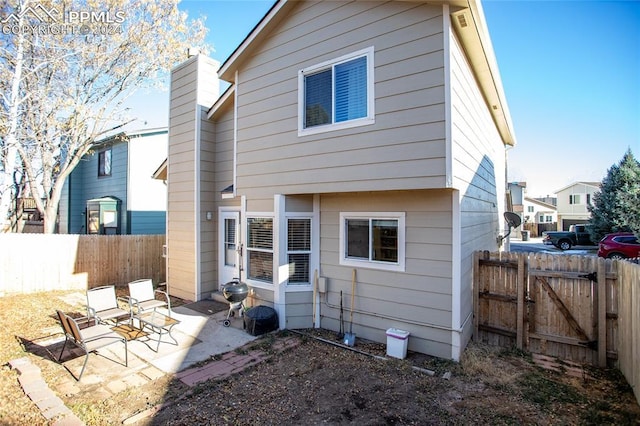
[211,290,228,304]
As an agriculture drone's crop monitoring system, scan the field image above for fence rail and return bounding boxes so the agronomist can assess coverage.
[0,234,166,295]
[474,250,639,405]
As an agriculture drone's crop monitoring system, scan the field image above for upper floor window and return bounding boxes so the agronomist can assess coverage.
[527,206,534,213]
[298,47,375,136]
[98,149,111,177]
[569,194,581,205]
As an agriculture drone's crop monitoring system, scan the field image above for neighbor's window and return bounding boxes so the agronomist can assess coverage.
[339,213,405,271]
[287,218,311,285]
[246,217,273,283]
[299,47,374,135]
[98,149,111,177]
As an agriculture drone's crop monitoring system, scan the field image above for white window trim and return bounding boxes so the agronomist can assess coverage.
[339,212,405,272]
[286,214,313,286]
[245,214,274,288]
[297,46,375,137]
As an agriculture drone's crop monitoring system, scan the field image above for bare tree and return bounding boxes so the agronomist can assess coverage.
[0,0,208,232]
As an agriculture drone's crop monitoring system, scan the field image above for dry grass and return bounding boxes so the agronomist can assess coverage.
[0,291,84,425]
[1,290,639,425]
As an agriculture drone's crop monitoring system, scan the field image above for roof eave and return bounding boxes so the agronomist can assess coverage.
[450,0,517,147]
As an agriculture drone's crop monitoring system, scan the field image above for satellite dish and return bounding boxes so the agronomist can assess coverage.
[504,211,522,229]
[498,211,522,246]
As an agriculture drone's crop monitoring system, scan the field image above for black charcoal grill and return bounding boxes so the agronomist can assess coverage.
[221,280,249,327]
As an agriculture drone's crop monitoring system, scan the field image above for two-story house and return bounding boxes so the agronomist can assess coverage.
[554,182,599,231]
[58,128,168,235]
[523,197,557,236]
[164,0,516,360]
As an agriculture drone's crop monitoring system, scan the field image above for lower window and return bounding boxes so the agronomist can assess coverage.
[246,217,273,283]
[287,218,311,284]
[340,213,405,271]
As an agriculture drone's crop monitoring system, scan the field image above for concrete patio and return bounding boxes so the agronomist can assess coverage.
[11,295,275,424]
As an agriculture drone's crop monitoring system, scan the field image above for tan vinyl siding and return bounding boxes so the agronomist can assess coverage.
[200,116,217,298]
[167,55,220,301]
[449,27,506,333]
[213,104,235,187]
[319,190,454,358]
[234,1,447,198]
[210,102,240,294]
[284,291,313,329]
[167,58,199,300]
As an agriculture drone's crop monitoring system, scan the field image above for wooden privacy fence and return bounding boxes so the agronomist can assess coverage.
[474,251,640,405]
[0,234,166,295]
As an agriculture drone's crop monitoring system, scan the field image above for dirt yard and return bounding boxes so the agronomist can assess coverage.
[1,291,639,425]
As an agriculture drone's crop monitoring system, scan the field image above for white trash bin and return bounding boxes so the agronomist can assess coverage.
[386,328,410,359]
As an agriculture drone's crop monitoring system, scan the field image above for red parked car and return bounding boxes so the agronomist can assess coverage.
[597,233,640,259]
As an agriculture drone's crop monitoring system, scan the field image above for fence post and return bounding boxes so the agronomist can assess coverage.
[516,253,525,350]
[597,257,607,367]
[473,251,480,339]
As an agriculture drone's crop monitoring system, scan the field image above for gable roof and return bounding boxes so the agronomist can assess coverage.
[217,0,516,147]
[524,196,557,211]
[554,181,601,194]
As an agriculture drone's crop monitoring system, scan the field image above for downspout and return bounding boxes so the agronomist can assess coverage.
[233,71,239,198]
[443,3,453,190]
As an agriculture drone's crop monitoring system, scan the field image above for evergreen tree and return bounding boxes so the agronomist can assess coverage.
[588,149,640,241]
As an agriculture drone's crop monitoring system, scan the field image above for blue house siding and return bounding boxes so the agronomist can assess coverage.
[61,128,168,235]
[129,211,166,234]
[67,142,129,233]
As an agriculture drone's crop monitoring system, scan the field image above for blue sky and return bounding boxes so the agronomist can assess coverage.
[154,0,639,198]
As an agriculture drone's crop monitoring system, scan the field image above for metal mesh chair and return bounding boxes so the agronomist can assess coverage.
[128,279,170,315]
[86,285,131,325]
[56,310,128,380]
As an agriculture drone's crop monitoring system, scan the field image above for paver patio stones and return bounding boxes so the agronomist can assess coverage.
[13,296,298,424]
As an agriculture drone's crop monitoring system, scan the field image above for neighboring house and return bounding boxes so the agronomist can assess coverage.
[508,182,527,211]
[507,181,527,231]
[554,182,600,231]
[58,128,168,235]
[164,0,516,360]
[507,182,557,237]
[523,196,557,236]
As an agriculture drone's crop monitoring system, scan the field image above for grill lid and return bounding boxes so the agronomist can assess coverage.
[222,280,249,303]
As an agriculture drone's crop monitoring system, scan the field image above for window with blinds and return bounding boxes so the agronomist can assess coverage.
[247,217,273,283]
[299,47,374,135]
[224,218,236,267]
[287,218,311,284]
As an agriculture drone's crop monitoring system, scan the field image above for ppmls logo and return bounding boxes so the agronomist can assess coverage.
[1,4,60,24]
[1,3,125,35]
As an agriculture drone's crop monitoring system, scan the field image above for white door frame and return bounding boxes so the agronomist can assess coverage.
[218,208,241,288]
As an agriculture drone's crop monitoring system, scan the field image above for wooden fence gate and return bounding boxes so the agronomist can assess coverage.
[473,251,617,367]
